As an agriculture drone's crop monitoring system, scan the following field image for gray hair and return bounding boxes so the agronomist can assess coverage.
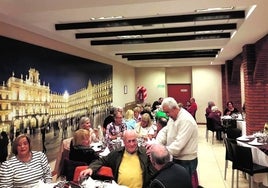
[161,97,179,110]
[211,106,218,112]
[151,144,171,165]
[208,101,215,107]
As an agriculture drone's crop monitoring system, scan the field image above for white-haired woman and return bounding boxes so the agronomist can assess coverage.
[208,106,223,140]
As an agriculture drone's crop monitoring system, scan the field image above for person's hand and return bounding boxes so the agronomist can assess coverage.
[79,168,93,177]
[145,143,152,156]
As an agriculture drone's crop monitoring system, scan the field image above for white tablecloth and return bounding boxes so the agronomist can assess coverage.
[236,120,246,136]
[237,139,268,186]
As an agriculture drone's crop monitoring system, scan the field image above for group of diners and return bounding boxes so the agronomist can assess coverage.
[205,100,242,141]
[79,97,199,188]
[0,97,200,188]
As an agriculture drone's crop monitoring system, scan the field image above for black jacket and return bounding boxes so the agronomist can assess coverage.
[150,162,192,188]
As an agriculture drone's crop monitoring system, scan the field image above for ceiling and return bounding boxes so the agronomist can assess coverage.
[0,0,268,68]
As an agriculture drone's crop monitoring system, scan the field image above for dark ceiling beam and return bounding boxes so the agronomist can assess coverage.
[116,49,220,60]
[125,54,216,60]
[55,10,244,30]
[76,23,236,38]
[91,33,230,45]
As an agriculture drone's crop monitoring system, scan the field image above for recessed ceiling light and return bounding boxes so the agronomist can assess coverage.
[195,7,234,12]
[117,35,142,39]
[90,16,123,21]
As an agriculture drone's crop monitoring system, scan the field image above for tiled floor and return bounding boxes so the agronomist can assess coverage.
[197,125,267,188]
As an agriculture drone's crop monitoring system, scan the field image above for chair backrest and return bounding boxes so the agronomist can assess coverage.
[206,117,215,131]
[222,119,237,129]
[230,142,253,174]
[226,128,241,139]
[224,138,236,161]
[62,158,87,181]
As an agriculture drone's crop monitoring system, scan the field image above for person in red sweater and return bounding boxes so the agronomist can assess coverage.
[187,97,198,120]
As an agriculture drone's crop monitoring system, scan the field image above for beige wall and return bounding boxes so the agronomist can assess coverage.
[135,67,166,106]
[134,66,222,123]
[192,66,223,123]
[166,67,192,83]
[1,21,223,124]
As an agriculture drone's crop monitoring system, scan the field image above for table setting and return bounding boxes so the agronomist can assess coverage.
[236,131,268,186]
[78,176,128,188]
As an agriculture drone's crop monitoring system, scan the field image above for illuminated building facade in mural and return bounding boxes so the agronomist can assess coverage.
[0,68,112,134]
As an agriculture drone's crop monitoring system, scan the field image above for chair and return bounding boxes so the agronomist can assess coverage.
[230,142,268,188]
[92,166,114,181]
[73,165,88,182]
[206,117,224,144]
[223,138,237,188]
[61,158,87,181]
[206,117,215,144]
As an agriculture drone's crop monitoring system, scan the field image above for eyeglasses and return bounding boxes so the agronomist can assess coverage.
[125,139,137,143]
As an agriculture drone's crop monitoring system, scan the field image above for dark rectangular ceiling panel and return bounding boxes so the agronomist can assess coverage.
[91,33,230,45]
[55,10,244,30]
[76,23,236,38]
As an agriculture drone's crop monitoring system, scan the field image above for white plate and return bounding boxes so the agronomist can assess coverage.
[93,147,102,152]
[237,137,250,142]
[247,141,263,146]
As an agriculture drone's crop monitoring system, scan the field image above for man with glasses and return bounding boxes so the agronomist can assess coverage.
[80,130,156,188]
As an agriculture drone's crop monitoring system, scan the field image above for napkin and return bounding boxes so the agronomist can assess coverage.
[82,178,129,188]
[32,180,57,188]
[99,146,110,157]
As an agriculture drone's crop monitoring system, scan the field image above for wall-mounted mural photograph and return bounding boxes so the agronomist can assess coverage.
[0,36,112,140]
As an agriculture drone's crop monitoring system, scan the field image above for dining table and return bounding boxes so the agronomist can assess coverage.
[236,135,268,187]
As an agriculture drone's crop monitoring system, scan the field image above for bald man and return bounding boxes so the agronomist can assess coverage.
[149,143,192,188]
[80,130,156,188]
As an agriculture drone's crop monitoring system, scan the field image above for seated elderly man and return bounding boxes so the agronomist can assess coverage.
[80,130,156,188]
[148,143,192,188]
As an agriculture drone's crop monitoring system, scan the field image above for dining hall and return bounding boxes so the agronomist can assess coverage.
[0,0,268,188]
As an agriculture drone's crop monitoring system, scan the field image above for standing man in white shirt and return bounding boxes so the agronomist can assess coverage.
[147,97,198,177]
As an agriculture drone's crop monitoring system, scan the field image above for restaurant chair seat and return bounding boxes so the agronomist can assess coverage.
[61,158,87,181]
[92,166,114,181]
[223,138,237,188]
[230,142,268,188]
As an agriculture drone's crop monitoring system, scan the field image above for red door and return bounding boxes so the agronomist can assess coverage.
[167,84,191,107]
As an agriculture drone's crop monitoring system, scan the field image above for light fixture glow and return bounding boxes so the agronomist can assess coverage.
[117,35,142,39]
[90,16,123,21]
[246,5,257,19]
[231,30,237,38]
[195,6,234,12]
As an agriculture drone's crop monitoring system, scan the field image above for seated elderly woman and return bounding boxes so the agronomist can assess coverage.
[69,129,99,164]
[79,116,99,143]
[134,113,154,141]
[0,134,52,187]
[208,106,224,140]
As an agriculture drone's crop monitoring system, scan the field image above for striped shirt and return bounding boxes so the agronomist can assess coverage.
[0,151,52,187]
